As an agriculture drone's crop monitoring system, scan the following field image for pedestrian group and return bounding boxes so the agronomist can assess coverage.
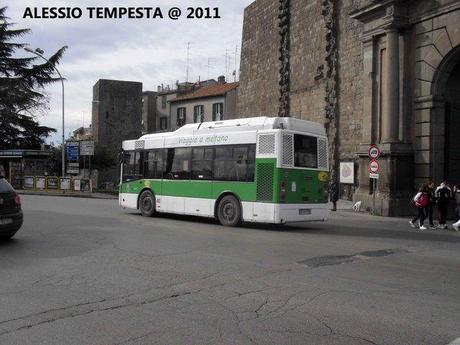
[410,180,460,231]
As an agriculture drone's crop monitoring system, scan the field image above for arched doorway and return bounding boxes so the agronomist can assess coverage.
[432,45,460,184]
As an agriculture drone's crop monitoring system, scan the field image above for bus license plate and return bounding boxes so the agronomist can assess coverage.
[0,218,12,225]
[299,209,311,215]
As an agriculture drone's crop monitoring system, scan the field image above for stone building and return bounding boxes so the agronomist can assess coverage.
[92,79,143,184]
[169,79,239,130]
[237,0,460,216]
[142,91,157,134]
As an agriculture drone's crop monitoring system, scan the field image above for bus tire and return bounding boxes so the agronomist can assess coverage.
[139,190,156,217]
[217,195,241,227]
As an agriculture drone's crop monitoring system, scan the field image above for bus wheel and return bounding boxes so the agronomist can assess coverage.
[217,195,241,227]
[139,190,155,217]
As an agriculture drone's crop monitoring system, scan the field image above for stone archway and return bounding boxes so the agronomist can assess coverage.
[431,46,460,184]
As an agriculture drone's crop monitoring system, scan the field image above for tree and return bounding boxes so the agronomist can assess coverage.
[0,6,67,149]
[91,145,117,171]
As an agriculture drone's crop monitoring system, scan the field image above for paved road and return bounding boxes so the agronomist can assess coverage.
[1,195,460,345]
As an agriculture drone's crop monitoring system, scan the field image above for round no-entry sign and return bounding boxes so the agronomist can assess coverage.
[368,145,381,159]
[369,160,380,173]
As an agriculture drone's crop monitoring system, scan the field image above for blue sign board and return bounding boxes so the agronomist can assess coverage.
[66,142,79,161]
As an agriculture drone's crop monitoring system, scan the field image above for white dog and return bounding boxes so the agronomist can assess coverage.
[353,201,362,212]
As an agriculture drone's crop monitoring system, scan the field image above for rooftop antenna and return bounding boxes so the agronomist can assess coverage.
[225,50,229,81]
[186,42,191,83]
[205,58,213,80]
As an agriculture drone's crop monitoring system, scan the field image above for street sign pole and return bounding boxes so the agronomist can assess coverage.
[373,178,376,215]
[368,145,381,216]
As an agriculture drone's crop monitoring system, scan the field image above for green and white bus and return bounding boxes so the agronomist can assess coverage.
[119,117,330,226]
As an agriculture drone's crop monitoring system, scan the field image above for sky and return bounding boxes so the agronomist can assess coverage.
[6,0,253,145]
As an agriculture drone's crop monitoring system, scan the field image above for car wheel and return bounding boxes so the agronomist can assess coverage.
[0,232,16,240]
[217,195,241,227]
[139,190,155,217]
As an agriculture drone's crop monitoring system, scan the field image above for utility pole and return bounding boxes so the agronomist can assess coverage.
[186,42,191,83]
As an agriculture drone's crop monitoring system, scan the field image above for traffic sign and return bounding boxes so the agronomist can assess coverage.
[368,145,381,160]
[67,162,79,174]
[80,140,94,156]
[370,173,379,179]
[66,142,79,161]
[369,159,380,173]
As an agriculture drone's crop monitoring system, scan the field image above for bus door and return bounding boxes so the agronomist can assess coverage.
[186,147,214,216]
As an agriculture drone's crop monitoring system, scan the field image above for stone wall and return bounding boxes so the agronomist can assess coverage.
[237,0,280,117]
[289,0,326,124]
[335,1,367,160]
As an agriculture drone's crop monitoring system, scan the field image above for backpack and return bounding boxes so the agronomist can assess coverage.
[415,192,429,208]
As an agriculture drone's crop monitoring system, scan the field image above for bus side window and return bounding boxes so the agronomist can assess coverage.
[214,145,254,182]
[191,147,213,180]
[144,150,164,179]
[247,144,256,182]
[165,148,191,180]
[123,151,143,182]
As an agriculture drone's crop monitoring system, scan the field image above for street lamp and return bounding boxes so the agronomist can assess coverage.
[24,46,67,177]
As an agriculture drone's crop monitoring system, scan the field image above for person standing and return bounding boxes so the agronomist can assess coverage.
[426,180,436,229]
[410,184,430,230]
[453,185,460,223]
[435,181,452,229]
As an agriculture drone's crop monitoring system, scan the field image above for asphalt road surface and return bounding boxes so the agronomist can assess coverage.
[1,195,460,345]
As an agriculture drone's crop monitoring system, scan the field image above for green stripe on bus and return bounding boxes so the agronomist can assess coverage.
[120,157,328,204]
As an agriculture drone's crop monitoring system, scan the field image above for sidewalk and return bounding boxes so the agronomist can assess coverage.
[17,189,118,200]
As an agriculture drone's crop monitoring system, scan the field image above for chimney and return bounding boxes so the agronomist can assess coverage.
[218,75,226,84]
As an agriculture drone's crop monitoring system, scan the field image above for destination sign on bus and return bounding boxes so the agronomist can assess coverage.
[177,135,229,146]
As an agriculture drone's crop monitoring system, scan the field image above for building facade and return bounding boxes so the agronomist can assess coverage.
[237,0,460,216]
[169,81,239,131]
[92,79,143,184]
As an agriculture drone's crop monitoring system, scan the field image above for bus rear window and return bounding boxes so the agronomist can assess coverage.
[294,134,318,168]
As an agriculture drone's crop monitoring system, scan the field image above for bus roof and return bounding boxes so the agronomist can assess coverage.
[138,116,325,141]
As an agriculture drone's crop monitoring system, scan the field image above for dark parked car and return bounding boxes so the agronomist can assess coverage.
[0,177,23,239]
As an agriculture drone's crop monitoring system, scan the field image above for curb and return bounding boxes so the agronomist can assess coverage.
[17,191,118,200]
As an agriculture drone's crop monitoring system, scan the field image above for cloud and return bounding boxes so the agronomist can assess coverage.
[5,0,253,144]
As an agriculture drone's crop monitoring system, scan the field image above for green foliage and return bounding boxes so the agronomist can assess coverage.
[0,6,67,149]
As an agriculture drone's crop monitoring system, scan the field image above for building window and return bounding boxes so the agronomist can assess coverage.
[212,103,224,121]
[160,117,168,130]
[177,107,186,127]
[193,105,204,123]
[161,95,167,109]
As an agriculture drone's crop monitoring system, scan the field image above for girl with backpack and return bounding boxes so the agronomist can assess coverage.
[410,184,430,230]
